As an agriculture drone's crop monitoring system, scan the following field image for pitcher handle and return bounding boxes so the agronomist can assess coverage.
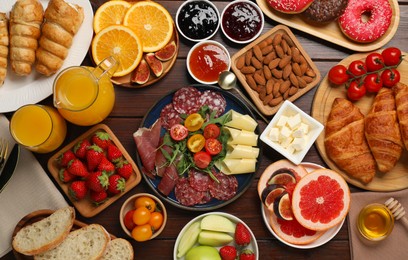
[93,56,119,80]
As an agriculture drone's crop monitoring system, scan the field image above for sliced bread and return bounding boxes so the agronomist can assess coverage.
[101,238,134,260]
[12,206,75,256]
[34,223,110,260]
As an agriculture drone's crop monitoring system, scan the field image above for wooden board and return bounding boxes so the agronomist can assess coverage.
[231,25,321,116]
[47,124,142,217]
[256,0,400,52]
[311,52,408,191]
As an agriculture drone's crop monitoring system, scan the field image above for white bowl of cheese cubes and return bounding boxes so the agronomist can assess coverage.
[260,100,324,165]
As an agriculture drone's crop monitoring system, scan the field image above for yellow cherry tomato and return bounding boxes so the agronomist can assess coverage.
[134,196,156,212]
[148,211,164,231]
[184,113,204,131]
[131,224,153,242]
[187,134,205,153]
[133,206,151,225]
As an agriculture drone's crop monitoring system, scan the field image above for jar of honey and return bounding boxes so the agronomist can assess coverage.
[357,203,394,241]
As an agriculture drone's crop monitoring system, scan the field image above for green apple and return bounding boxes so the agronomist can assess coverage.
[198,230,233,247]
[177,221,201,258]
[185,246,221,260]
[200,215,236,233]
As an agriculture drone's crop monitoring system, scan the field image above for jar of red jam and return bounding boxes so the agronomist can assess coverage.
[187,40,231,84]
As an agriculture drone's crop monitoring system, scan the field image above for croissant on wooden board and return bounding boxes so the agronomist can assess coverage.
[9,0,44,76]
[393,82,408,150]
[0,13,8,85]
[365,87,403,173]
[35,0,84,76]
[324,98,376,184]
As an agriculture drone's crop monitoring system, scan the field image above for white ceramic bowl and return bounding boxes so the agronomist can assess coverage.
[220,0,264,44]
[260,100,324,165]
[176,0,220,42]
[173,212,259,259]
[186,40,231,84]
[120,193,167,240]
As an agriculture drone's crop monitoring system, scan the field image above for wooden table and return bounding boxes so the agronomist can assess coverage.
[3,1,408,259]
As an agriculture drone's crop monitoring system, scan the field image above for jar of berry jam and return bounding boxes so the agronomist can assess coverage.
[221,0,264,44]
[176,0,220,42]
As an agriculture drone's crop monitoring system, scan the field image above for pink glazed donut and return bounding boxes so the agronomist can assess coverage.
[338,0,392,43]
[267,0,314,14]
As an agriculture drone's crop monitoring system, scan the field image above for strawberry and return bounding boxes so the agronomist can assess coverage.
[219,245,237,260]
[116,159,133,180]
[67,159,89,178]
[90,190,108,204]
[73,139,91,159]
[68,180,88,200]
[86,171,109,192]
[86,145,104,171]
[107,174,126,195]
[58,150,76,167]
[58,168,76,183]
[91,131,111,150]
[235,222,251,246]
[97,157,115,175]
[239,249,255,260]
[107,144,122,162]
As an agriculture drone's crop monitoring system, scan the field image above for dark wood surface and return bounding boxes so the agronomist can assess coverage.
[3,1,408,259]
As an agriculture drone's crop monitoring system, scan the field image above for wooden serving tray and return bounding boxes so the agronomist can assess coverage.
[231,25,321,116]
[47,124,142,217]
[311,52,408,191]
[256,0,400,52]
[12,209,116,260]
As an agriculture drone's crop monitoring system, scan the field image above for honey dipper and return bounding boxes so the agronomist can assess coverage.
[384,198,408,229]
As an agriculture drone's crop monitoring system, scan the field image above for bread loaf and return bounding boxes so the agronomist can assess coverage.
[12,207,75,256]
[101,238,134,260]
[393,82,408,150]
[0,13,8,85]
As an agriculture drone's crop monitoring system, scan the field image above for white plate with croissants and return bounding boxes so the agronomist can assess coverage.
[0,0,93,113]
[312,51,408,191]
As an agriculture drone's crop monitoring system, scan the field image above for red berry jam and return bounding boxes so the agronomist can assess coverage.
[222,1,262,42]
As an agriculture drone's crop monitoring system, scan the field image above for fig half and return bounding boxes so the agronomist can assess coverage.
[274,192,294,221]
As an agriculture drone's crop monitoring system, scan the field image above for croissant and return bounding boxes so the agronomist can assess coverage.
[0,13,8,85]
[393,82,408,150]
[9,0,44,76]
[365,87,403,173]
[324,98,376,184]
[35,0,84,76]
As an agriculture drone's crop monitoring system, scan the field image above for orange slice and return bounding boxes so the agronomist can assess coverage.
[123,1,173,52]
[92,25,143,77]
[93,1,132,34]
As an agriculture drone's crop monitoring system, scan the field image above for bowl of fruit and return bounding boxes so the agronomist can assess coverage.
[120,193,167,241]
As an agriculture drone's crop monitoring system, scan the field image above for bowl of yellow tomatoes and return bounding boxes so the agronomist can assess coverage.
[120,193,167,241]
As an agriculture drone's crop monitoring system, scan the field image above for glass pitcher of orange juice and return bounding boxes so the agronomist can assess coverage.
[53,56,118,126]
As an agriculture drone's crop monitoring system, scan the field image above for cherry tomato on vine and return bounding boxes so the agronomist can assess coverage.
[193,151,212,169]
[187,134,206,153]
[203,124,220,139]
[348,60,367,77]
[364,73,383,93]
[170,124,188,141]
[347,81,366,101]
[184,113,204,132]
[134,196,156,213]
[131,224,153,242]
[205,138,222,155]
[328,65,349,85]
[133,206,151,225]
[382,47,402,66]
[148,211,164,231]
[381,68,401,88]
[365,53,384,72]
[124,210,136,231]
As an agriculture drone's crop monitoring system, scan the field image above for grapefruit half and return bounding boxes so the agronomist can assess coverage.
[291,169,351,231]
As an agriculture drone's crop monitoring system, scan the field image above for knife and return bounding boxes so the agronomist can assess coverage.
[0,143,19,182]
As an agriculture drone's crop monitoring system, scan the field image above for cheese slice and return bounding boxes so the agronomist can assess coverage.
[225,127,258,146]
[224,110,258,132]
[215,158,257,175]
[226,144,260,159]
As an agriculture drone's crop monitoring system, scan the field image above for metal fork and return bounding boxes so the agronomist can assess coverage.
[0,138,9,172]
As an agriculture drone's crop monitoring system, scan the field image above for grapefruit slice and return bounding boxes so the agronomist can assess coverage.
[292,169,351,231]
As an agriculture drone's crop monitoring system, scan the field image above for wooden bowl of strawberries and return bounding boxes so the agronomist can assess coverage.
[47,124,142,217]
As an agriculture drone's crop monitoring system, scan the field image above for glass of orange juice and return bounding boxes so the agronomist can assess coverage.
[53,56,117,126]
[10,105,67,153]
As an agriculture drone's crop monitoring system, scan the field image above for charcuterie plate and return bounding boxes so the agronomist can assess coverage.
[256,0,400,52]
[311,52,408,191]
[136,85,261,211]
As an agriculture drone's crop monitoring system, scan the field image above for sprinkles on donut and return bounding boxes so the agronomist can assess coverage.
[267,0,314,14]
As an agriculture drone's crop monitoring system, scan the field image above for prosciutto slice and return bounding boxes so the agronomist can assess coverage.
[158,164,179,196]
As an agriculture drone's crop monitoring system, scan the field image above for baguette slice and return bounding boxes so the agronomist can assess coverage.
[101,238,134,260]
[34,224,110,260]
[12,207,75,256]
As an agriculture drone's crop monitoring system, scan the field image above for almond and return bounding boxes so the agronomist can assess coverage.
[289,73,299,87]
[278,55,291,69]
[291,47,301,63]
[292,62,302,76]
[245,50,253,66]
[236,55,245,70]
[261,45,274,56]
[282,64,292,80]
[272,33,282,46]
[306,68,316,77]
[279,80,291,94]
[272,68,283,79]
[254,72,266,85]
[257,40,268,49]
[301,75,314,83]
[253,45,263,61]
[300,62,308,75]
[263,51,277,65]
[289,86,298,96]
[282,33,294,47]
[266,78,274,94]
[241,66,256,74]
[273,82,281,97]
[246,74,257,90]
[281,39,289,54]
[251,57,263,69]
[283,88,290,100]
[269,96,283,106]
[263,65,272,80]
[263,93,274,105]
[259,88,266,101]
[297,76,308,88]
[275,45,285,58]
[268,58,280,70]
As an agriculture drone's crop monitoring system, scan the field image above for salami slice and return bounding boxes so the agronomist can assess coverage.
[198,190,212,204]
[199,90,226,117]
[160,103,182,130]
[188,169,211,192]
[175,178,206,206]
[209,171,238,201]
[172,86,202,114]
